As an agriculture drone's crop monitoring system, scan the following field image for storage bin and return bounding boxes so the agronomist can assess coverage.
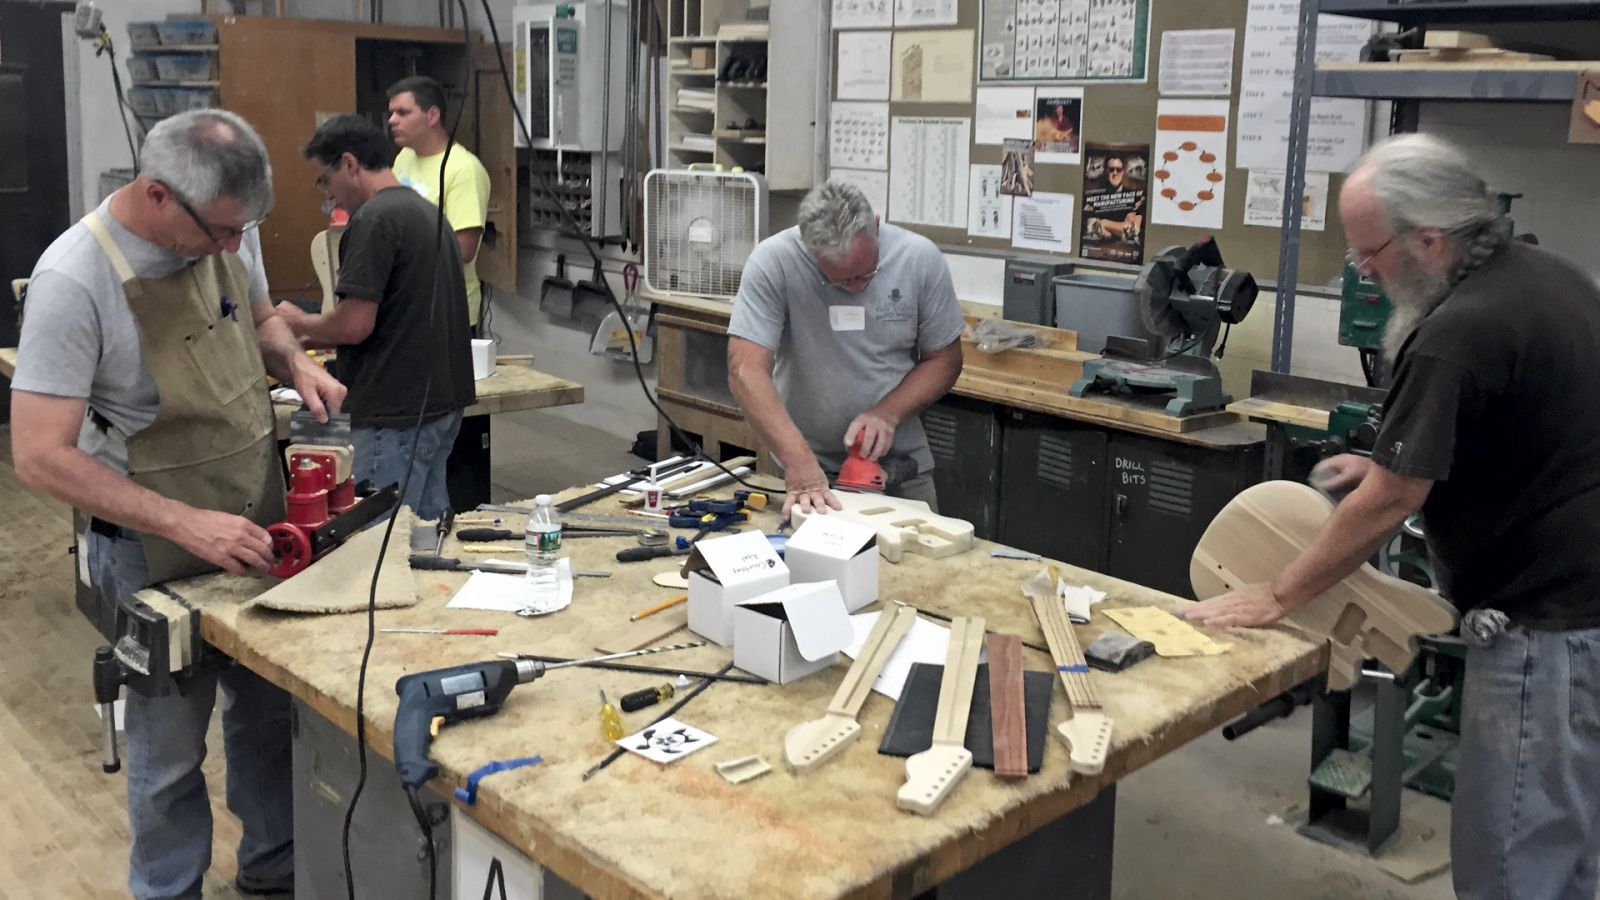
[126,56,160,83]
[156,17,216,46]
[127,87,162,117]
[155,53,216,83]
[165,88,218,114]
[126,21,162,49]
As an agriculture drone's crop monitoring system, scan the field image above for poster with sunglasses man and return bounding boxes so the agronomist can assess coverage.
[1081,142,1149,264]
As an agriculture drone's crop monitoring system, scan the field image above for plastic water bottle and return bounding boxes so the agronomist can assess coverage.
[525,494,563,587]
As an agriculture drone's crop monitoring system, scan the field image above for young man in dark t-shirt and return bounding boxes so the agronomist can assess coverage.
[278,114,475,520]
[1184,133,1600,900]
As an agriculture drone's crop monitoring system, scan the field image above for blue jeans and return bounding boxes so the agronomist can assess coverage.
[1453,623,1600,900]
[88,530,294,899]
[352,409,462,521]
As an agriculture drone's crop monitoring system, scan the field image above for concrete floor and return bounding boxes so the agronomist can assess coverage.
[1,409,1464,898]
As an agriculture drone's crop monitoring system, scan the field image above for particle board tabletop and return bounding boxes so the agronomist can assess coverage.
[0,348,584,437]
[163,487,1323,900]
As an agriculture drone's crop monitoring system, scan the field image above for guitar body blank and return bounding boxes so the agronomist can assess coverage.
[1190,481,1458,690]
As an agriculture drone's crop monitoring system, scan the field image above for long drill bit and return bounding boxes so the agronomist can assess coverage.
[582,662,734,780]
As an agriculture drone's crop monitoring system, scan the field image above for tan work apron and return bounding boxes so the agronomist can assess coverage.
[83,213,286,584]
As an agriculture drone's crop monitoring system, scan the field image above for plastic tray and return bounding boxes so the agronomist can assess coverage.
[156,18,217,46]
[127,87,162,117]
[156,87,218,116]
[155,53,216,83]
[127,56,160,83]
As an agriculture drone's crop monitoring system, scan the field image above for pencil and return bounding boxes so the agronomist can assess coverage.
[630,594,688,622]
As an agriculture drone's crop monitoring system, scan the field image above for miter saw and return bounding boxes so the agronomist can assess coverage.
[1069,237,1257,416]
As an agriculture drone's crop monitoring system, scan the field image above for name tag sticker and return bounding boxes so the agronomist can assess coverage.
[829,305,866,331]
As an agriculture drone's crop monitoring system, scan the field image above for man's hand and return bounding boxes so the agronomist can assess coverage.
[844,410,898,461]
[1310,454,1372,494]
[1180,583,1289,628]
[290,357,346,423]
[782,457,843,520]
[169,509,277,576]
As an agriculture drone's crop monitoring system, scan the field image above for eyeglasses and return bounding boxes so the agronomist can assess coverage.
[1345,233,1401,273]
[820,265,879,291]
[313,161,341,190]
[159,181,266,245]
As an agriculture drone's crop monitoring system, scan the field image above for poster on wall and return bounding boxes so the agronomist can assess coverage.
[1033,88,1083,164]
[833,0,893,30]
[967,164,1013,238]
[1150,99,1230,230]
[837,31,893,101]
[979,0,1150,83]
[1000,138,1036,197]
[1080,142,1148,264]
[891,30,975,103]
[1235,0,1371,172]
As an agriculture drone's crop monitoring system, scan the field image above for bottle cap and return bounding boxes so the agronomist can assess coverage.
[535,494,552,506]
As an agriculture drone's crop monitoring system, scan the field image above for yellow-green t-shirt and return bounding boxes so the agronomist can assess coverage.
[393,144,491,327]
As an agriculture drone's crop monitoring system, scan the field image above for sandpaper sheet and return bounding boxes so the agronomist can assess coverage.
[251,508,419,613]
[877,663,1052,773]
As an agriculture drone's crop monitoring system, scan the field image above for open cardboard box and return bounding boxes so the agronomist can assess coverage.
[682,529,789,646]
[733,581,854,685]
[784,515,879,612]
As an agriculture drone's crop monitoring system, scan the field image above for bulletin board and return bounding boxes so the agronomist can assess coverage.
[828,0,1367,290]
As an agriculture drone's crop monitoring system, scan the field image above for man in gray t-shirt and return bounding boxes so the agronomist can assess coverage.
[728,180,965,518]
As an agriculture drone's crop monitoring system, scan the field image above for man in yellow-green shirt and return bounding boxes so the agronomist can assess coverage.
[387,75,492,331]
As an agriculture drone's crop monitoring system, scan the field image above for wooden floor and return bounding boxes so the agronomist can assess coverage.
[0,430,251,899]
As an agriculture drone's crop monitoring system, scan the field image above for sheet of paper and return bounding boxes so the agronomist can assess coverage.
[1244,168,1328,231]
[888,116,971,229]
[979,0,1150,83]
[1159,28,1236,96]
[831,168,890,215]
[833,0,892,29]
[837,31,892,101]
[1103,606,1230,657]
[1151,98,1230,230]
[829,101,889,171]
[891,30,975,103]
[895,0,958,26]
[1236,0,1371,172]
[453,811,542,900]
[615,716,718,764]
[1000,138,1035,197]
[844,611,967,701]
[967,164,1012,239]
[1011,191,1074,254]
[975,86,1035,145]
[1033,87,1083,164]
[1059,584,1107,623]
[446,558,572,615]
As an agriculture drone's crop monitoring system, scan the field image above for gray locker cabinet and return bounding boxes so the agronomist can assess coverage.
[923,395,1002,540]
[996,410,1108,571]
[1105,433,1263,598]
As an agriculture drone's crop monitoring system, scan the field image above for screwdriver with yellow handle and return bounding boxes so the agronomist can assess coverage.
[621,683,676,712]
[600,690,625,741]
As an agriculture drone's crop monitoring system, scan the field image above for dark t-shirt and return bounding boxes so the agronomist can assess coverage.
[1371,242,1600,629]
[335,185,476,428]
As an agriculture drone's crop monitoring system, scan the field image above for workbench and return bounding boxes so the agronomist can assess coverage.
[162,486,1323,899]
[646,294,1266,598]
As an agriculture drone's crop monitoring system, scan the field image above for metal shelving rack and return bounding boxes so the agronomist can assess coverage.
[1267,0,1600,855]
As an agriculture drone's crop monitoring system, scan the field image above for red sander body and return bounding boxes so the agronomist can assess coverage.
[835,438,919,494]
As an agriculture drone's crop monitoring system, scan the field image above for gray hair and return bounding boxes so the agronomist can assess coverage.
[797,180,878,261]
[1359,133,1508,282]
[141,108,274,221]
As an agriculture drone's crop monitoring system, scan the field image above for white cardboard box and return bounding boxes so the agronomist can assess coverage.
[784,515,880,612]
[733,581,854,685]
[683,530,789,646]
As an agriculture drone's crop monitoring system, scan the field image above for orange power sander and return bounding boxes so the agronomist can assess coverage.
[835,436,919,494]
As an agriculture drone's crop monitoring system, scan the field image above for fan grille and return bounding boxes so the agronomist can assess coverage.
[644,170,766,301]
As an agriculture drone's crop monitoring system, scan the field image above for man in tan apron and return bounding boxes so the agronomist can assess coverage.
[12,110,343,898]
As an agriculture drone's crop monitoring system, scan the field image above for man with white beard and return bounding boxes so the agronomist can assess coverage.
[1183,133,1600,900]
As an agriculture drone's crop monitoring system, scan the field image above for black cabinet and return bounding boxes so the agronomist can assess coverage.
[923,395,1001,539]
[996,409,1108,572]
[1105,433,1263,597]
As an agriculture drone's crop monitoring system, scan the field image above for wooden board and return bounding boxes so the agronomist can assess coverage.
[1390,47,1551,64]
[986,633,1028,780]
[1191,481,1458,690]
[162,489,1322,900]
[1228,397,1331,431]
[957,371,1242,435]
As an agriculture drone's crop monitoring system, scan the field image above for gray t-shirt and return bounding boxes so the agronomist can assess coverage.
[727,223,964,474]
[11,196,270,474]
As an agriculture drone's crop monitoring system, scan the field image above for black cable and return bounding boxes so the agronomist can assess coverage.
[405,786,438,900]
[341,6,474,899]
[477,0,764,496]
[99,29,140,173]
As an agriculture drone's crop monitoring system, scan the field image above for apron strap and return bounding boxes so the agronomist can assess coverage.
[81,212,143,299]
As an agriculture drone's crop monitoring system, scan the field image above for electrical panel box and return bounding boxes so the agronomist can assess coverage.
[512,0,627,152]
[1002,260,1072,325]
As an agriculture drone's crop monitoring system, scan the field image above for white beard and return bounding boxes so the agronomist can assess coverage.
[1380,260,1453,361]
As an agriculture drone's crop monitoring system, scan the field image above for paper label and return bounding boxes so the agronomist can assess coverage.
[829,306,867,331]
